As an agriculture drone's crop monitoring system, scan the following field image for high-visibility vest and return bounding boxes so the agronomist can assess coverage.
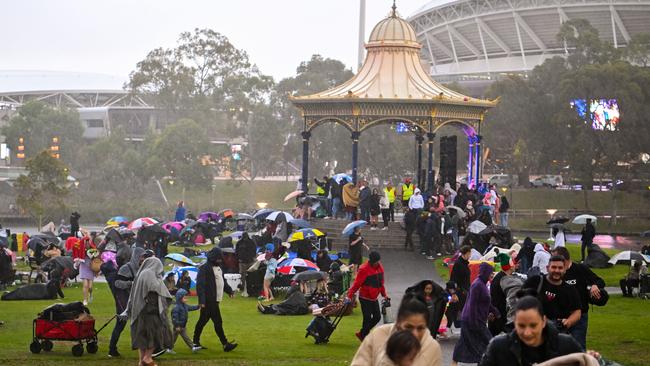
[384,187,396,203]
[402,183,414,201]
[316,185,325,195]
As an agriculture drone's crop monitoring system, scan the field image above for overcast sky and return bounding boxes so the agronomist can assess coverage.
[2,0,428,83]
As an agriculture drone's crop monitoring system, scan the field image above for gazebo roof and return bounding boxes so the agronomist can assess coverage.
[291,6,496,108]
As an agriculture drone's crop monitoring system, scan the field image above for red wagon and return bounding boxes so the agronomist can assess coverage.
[30,316,114,357]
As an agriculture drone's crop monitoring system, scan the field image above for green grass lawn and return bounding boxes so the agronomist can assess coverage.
[0,282,362,365]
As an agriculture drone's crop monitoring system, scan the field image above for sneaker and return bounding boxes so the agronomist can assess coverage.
[241,291,249,298]
[166,349,176,355]
[152,348,166,358]
[355,331,363,342]
[108,350,121,358]
[191,346,201,353]
[370,227,376,230]
[426,256,435,260]
[82,300,88,306]
[194,343,207,350]
[381,227,388,230]
[223,342,238,352]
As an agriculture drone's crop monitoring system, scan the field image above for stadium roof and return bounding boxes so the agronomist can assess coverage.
[0,70,126,93]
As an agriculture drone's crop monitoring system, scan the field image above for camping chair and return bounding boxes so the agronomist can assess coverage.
[28,257,46,284]
[638,274,649,300]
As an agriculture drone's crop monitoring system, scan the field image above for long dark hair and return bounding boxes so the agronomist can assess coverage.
[397,293,430,324]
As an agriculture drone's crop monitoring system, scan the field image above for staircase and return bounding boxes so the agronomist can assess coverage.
[311,218,420,251]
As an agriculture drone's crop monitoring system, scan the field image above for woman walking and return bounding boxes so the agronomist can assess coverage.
[452,262,499,365]
[123,256,173,366]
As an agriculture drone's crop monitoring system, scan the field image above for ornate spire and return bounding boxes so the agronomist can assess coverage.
[391,0,397,17]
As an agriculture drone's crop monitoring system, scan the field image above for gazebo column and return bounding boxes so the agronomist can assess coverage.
[416,134,424,189]
[426,132,435,192]
[474,134,482,188]
[301,131,311,192]
[467,136,474,185]
[351,131,360,184]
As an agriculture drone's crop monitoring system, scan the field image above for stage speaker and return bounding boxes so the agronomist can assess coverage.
[439,136,457,187]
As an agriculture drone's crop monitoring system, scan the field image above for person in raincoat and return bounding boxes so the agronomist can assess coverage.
[451,262,499,365]
[121,257,173,366]
[532,243,551,275]
[342,181,360,221]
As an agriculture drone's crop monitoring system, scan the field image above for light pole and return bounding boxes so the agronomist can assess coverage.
[546,209,557,240]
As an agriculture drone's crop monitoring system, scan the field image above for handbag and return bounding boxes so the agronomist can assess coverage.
[588,287,609,306]
[90,257,102,274]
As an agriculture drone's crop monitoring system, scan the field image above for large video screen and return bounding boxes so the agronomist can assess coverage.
[569,98,620,131]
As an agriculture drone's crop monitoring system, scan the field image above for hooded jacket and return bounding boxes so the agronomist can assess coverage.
[408,189,425,210]
[479,324,582,366]
[532,244,551,274]
[195,248,233,305]
[115,247,145,290]
[347,261,387,301]
[235,233,256,263]
[461,262,499,327]
[342,183,360,207]
[171,288,199,327]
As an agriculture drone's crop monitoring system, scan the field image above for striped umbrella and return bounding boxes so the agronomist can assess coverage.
[276,258,319,275]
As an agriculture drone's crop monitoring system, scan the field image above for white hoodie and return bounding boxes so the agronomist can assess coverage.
[532,243,551,274]
[408,188,424,210]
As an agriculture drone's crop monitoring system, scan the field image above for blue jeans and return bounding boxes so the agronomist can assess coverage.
[451,228,459,250]
[332,197,341,218]
[569,312,588,351]
[499,212,509,227]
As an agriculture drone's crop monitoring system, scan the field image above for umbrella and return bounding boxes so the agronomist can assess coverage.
[228,231,244,240]
[445,205,466,218]
[117,227,135,237]
[253,208,274,219]
[608,251,648,265]
[266,211,295,222]
[199,211,219,221]
[288,228,325,242]
[478,225,509,236]
[41,256,75,274]
[641,230,650,238]
[284,190,304,202]
[165,253,198,266]
[572,214,597,225]
[289,218,312,229]
[140,223,168,235]
[333,173,352,184]
[292,270,328,282]
[277,257,319,275]
[546,216,570,225]
[219,209,235,219]
[549,223,566,230]
[128,217,158,230]
[106,216,129,226]
[342,220,367,236]
[467,220,487,234]
[162,221,186,232]
[236,213,254,220]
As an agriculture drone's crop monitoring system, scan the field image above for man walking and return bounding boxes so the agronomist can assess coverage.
[346,251,389,341]
[193,248,238,352]
[580,218,596,262]
[523,256,581,336]
[488,253,515,336]
[552,246,605,350]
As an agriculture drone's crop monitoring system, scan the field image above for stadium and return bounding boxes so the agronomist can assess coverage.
[408,0,650,93]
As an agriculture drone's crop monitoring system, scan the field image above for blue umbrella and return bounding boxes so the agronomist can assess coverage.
[333,173,352,184]
[253,208,274,219]
[164,253,198,266]
[342,220,367,236]
[289,218,312,229]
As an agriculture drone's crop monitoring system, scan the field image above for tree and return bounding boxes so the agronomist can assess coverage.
[15,150,69,227]
[146,119,214,187]
[2,101,84,163]
[557,19,620,69]
[625,32,650,67]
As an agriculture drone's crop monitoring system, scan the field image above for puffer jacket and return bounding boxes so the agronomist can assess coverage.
[479,324,582,366]
[171,288,199,327]
[351,324,442,366]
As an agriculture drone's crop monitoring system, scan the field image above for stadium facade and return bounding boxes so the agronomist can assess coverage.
[408,0,650,93]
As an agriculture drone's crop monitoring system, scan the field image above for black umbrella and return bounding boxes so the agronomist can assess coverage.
[478,225,510,236]
[292,270,328,282]
[141,223,169,235]
[641,230,650,238]
[546,216,570,225]
[41,256,75,274]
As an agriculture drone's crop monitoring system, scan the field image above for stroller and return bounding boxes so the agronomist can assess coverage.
[305,300,349,344]
[30,302,114,357]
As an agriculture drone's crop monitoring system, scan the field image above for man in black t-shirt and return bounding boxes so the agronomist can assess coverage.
[523,255,581,332]
[552,247,605,350]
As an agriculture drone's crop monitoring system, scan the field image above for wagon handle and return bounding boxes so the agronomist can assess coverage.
[95,315,117,336]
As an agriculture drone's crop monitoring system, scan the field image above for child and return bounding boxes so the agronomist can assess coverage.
[169,288,201,354]
[385,330,421,366]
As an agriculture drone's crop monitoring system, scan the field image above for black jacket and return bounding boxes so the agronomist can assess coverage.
[359,187,371,208]
[450,256,471,292]
[195,263,233,305]
[329,179,342,199]
[479,324,582,366]
[235,235,256,263]
[581,223,596,244]
[564,262,605,312]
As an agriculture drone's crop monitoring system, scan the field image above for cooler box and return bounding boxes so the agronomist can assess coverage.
[224,273,241,291]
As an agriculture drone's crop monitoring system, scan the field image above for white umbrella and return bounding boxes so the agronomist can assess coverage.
[467,220,487,234]
[266,211,295,222]
[608,250,648,265]
[284,190,304,202]
[572,214,597,225]
[446,205,466,218]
